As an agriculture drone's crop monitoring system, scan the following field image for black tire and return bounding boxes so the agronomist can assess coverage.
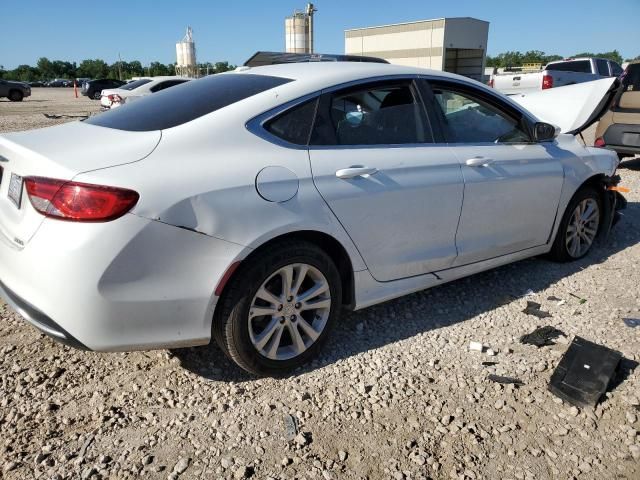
[8,90,23,102]
[212,240,342,376]
[548,186,602,262]
[92,91,101,100]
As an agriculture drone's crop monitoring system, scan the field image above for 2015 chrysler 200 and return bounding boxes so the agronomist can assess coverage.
[0,62,625,375]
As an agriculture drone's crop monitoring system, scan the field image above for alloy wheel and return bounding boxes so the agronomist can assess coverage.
[248,263,331,361]
[565,198,599,258]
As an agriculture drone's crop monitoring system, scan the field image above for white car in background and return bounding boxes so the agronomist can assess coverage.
[0,62,625,375]
[100,76,191,109]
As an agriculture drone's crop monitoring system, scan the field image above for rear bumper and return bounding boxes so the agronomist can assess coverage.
[602,123,640,155]
[0,279,89,350]
[0,214,246,351]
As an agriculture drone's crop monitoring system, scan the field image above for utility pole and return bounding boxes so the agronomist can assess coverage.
[118,53,123,80]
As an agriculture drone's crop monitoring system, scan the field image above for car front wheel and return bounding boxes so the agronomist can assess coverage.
[92,91,101,100]
[8,90,23,102]
[549,186,601,262]
[213,241,342,376]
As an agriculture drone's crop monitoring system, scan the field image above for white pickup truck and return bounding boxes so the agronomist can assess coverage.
[490,57,623,95]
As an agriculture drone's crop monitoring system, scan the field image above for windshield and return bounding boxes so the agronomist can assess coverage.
[120,79,152,91]
[85,73,293,131]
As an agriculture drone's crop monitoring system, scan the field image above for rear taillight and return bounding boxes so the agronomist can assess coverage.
[594,137,606,148]
[24,177,139,222]
[542,74,553,89]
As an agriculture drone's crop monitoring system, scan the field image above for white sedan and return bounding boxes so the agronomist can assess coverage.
[100,76,191,109]
[0,63,624,375]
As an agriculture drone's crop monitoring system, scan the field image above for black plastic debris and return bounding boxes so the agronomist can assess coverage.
[481,361,498,367]
[623,318,640,328]
[488,374,524,386]
[520,326,565,347]
[284,414,299,441]
[548,337,622,408]
[522,301,552,319]
[547,296,562,302]
[569,293,587,304]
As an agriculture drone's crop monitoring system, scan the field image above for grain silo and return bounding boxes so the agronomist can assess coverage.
[285,3,317,54]
[176,27,197,77]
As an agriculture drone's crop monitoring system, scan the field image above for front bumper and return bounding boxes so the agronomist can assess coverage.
[0,214,246,351]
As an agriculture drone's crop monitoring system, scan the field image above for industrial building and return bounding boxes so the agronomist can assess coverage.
[345,17,489,81]
[285,3,317,54]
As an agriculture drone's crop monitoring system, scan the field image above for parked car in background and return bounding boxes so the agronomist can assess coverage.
[0,79,31,101]
[491,58,624,95]
[46,79,71,87]
[0,63,624,375]
[75,78,92,88]
[28,81,45,88]
[100,76,191,109]
[81,79,127,100]
[595,63,640,159]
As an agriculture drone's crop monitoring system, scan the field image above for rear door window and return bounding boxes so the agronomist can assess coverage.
[85,74,293,131]
[310,80,432,146]
[596,59,610,76]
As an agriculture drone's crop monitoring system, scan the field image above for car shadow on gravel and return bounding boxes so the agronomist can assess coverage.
[175,200,640,382]
[619,157,640,171]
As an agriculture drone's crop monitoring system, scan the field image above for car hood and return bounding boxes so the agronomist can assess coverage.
[510,78,621,135]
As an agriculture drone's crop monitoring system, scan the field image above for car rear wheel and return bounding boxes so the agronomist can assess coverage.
[549,187,601,262]
[8,90,23,102]
[212,241,342,376]
[92,91,101,100]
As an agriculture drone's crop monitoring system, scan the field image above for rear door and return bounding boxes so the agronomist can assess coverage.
[425,80,564,266]
[308,78,464,281]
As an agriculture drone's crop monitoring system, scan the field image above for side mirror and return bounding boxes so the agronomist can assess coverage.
[533,122,560,142]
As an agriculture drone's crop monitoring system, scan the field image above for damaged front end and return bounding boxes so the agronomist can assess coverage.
[600,174,628,240]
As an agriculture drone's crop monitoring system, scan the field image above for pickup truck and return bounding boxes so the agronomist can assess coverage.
[0,79,31,101]
[490,57,623,95]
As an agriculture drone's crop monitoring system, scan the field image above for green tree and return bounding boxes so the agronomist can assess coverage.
[4,64,39,82]
[572,50,623,64]
[213,61,235,73]
[77,59,109,79]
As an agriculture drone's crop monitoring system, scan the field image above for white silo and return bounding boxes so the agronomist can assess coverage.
[285,3,317,54]
[176,27,197,77]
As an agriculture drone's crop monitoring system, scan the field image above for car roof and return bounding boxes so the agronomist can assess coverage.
[231,62,474,92]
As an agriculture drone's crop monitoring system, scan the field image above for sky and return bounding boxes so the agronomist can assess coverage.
[1,0,639,69]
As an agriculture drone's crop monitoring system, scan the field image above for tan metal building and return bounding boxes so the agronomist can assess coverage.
[345,17,489,81]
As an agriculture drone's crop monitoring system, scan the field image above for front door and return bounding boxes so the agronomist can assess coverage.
[308,78,464,282]
[426,80,564,266]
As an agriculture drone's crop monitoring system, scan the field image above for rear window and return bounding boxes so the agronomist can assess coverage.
[120,79,152,91]
[546,60,591,73]
[85,74,293,131]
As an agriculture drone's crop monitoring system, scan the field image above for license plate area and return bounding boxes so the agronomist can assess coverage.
[8,173,23,208]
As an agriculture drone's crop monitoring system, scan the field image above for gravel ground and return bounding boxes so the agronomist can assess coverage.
[0,89,639,480]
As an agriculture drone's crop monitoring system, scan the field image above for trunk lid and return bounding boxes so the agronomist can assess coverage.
[0,121,160,247]
[509,77,621,135]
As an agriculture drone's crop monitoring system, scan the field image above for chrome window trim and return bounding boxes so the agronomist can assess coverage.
[245,73,539,150]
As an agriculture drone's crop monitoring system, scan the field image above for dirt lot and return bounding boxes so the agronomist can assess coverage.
[0,89,638,480]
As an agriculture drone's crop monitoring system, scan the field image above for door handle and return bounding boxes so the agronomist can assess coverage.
[335,166,378,179]
[465,157,495,167]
